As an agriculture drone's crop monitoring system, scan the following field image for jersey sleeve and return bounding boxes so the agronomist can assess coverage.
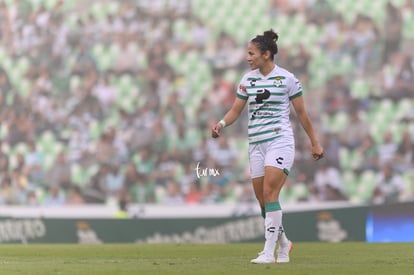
[287,74,303,100]
[236,75,248,100]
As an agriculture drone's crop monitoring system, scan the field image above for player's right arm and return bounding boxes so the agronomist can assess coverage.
[211,97,247,138]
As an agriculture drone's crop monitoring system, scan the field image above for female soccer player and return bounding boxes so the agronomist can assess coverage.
[211,29,324,264]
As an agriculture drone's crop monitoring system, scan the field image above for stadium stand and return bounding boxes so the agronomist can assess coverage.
[0,0,412,207]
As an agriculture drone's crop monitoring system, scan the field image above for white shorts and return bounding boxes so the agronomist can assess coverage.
[249,139,295,179]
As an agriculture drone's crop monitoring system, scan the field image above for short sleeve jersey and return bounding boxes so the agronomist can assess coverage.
[236,65,303,145]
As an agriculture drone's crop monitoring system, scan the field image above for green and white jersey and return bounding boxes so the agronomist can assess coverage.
[236,65,303,145]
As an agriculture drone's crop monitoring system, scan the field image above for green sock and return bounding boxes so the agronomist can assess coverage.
[265,201,281,212]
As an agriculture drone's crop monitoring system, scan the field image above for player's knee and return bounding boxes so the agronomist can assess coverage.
[262,187,279,202]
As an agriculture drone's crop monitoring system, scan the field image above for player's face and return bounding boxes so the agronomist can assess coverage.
[246,42,266,70]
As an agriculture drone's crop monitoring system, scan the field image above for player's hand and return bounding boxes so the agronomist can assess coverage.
[312,143,324,160]
[211,124,222,138]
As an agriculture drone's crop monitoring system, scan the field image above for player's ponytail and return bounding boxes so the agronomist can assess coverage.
[251,29,279,60]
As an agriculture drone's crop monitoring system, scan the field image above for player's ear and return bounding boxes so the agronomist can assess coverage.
[263,50,271,60]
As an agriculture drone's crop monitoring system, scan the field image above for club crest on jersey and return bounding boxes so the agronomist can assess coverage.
[274,77,283,87]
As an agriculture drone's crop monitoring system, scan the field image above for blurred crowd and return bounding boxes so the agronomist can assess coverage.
[0,0,413,208]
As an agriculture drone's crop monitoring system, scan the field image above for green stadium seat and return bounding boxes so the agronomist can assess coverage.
[0,123,8,140]
[339,147,354,171]
[87,164,99,179]
[342,170,358,199]
[66,14,79,30]
[16,79,31,98]
[166,49,180,69]
[5,92,14,106]
[223,69,238,84]
[193,1,212,21]
[7,65,22,87]
[0,47,7,65]
[37,130,56,155]
[369,122,385,144]
[1,56,12,73]
[12,142,28,155]
[395,98,412,120]
[155,185,166,203]
[103,110,120,129]
[186,127,202,148]
[42,152,55,170]
[44,0,58,9]
[335,55,355,76]
[300,25,322,47]
[350,77,370,99]
[174,164,185,182]
[330,111,349,134]
[29,0,42,9]
[88,120,103,141]
[310,67,328,88]
[90,2,108,20]
[356,170,376,202]
[106,1,120,15]
[118,74,133,93]
[403,11,414,39]
[71,163,84,186]
[231,137,248,175]
[71,163,98,187]
[70,75,81,91]
[378,99,396,123]
[388,122,406,144]
[173,18,190,43]
[16,57,30,75]
[401,172,414,200]
[367,1,386,25]
[92,44,116,72]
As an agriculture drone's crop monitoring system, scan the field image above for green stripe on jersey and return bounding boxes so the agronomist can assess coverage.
[289,91,302,100]
[249,135,282,145]
[251,115,281,120]
[268,76,286,80]
[249,107,280,112]
[248,129,276,137]
[246,85,285,89]
[247,77,261,81]
[247,92,285,96]
[236,93,248,100]
[248,120,280,128]
[249,101,283,105]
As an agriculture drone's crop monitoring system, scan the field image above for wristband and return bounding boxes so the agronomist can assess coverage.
[219,119,226,128]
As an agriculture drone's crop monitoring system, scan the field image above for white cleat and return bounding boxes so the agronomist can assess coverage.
[250,253,275,264]
[276,240,293,263]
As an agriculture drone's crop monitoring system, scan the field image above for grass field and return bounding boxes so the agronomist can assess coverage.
[0,242,412,275]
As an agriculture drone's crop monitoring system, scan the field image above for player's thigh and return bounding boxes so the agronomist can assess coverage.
[262,144,294,200]
[249,143,265,179]
[264,144,295,175]
[263,166,288,201]
[252,176,264,207]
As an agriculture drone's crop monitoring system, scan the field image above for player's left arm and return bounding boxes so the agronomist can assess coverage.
[291,95,324,160]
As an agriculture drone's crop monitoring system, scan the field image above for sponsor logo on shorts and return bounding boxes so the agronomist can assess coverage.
[276,157,284,165]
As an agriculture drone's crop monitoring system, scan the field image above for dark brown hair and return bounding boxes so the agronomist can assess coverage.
[251,29,279,60]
